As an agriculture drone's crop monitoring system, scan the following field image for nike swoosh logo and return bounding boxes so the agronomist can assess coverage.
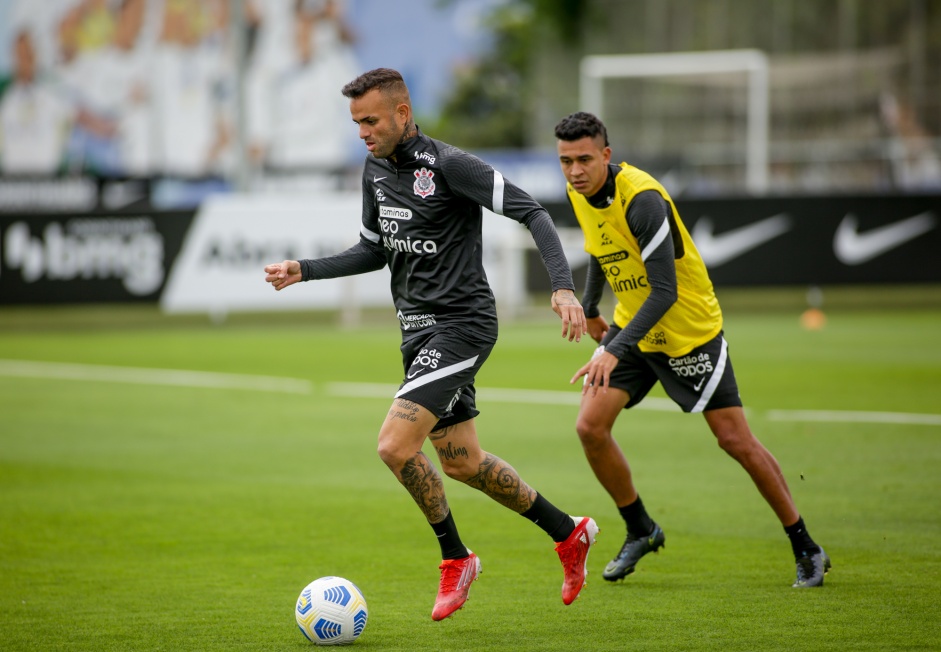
[374,175,387,183]
[406,369,425,379]
[834,212,937,265]
[691,214,792,267]
[694,377,706,391]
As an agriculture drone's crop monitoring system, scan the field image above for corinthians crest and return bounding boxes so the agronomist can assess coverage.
[413,167,436,198]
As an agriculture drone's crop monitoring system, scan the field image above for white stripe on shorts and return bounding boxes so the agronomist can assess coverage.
[690,336,729,413]
[394,355,480,398]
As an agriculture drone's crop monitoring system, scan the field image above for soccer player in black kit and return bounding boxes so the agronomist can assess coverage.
[265,68,598,621]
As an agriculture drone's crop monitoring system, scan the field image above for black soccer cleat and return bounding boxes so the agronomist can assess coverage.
[602,522,665,581]
[793,547,831,588]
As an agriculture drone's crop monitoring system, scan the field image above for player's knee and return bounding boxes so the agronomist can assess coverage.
[575,416,610,449]
[714,428,754,459]
[376,440,407,471]
[441,457,476,482]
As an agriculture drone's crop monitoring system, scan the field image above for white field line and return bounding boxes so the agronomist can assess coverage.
[0,359,312,394]
[2,362,938,426]
[327,382,941,426]
[766,409,941,426]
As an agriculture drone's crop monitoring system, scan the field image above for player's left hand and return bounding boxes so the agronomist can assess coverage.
[571,347,619,395]
[551,289,587,342]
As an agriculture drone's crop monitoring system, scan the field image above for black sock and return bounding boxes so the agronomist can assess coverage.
[618,495,655,538]
[521,493,575,543]
[784,516,820,559]
[430,510,468,560]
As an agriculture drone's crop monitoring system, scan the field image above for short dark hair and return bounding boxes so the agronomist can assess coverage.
[342,68,411,104]
[554,112,609,147]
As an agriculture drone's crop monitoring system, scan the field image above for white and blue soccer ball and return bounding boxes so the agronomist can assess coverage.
[295,576,368,646]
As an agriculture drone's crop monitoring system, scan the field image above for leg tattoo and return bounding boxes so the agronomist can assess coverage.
[388,399,421,423]
[465,453,536,513]
[399,451,449,523]
[429,425,455,440]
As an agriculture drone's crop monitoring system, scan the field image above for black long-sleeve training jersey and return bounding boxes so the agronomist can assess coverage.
[300,127,575,336]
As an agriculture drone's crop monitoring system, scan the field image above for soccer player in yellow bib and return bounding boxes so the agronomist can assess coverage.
[555,112,830,588]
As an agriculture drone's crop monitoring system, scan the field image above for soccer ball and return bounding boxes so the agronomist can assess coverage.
[295,576,368,645]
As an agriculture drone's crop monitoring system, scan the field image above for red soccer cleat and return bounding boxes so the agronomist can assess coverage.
[431,551,481,621]
[555,516,599,605]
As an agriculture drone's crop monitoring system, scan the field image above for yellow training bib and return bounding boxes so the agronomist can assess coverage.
[567,163,722,356]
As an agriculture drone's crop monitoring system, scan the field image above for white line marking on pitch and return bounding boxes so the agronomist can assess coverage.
[766,409,941,426]
[0,359,312,394]
[326,382,941,425]
[3,365,938,426]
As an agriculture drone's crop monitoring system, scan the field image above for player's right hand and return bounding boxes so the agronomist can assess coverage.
[264,260,302,291]
[571,346,618,396]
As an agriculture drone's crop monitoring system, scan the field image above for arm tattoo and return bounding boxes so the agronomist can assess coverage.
[465,453,536,513]
[399,452,449,522]
[554,291,579,306]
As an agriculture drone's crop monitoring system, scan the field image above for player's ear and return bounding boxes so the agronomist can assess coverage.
[602,146,612,164]
[396,102,410,127]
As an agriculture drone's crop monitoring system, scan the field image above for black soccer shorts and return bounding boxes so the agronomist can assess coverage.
[395,325,496,429]
[600,326,743,413]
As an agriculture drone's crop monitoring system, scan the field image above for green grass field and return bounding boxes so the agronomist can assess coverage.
[1,301,940,651]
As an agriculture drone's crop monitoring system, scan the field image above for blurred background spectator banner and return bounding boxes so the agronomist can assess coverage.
[0,0,496,201]
[2,0,939,201]
[0,0,365,195]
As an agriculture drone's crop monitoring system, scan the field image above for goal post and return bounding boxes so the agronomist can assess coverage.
[579,49,770,194]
